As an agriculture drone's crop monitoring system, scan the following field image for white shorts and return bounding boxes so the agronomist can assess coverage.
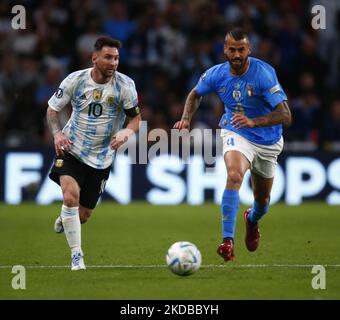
[221,129,283,178]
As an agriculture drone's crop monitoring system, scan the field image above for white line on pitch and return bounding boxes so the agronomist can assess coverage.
[0,264,340,269]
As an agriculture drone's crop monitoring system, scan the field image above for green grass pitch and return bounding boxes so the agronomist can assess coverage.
[0,202,339,299]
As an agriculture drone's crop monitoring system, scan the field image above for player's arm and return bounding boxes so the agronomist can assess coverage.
[47,78,74,156]
[253,101,292,127]
[231,101,292,129]
[47,107,73,156]
[110,106,142,150]
[173,88,202,130]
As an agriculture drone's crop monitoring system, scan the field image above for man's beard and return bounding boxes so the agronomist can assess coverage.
[98,66,115,78]
[230,58,246,71]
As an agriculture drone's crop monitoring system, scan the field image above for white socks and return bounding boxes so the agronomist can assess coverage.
[61,205,81,254]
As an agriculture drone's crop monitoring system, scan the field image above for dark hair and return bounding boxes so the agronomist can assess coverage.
[226,28,249,42]
[94,37,122,51]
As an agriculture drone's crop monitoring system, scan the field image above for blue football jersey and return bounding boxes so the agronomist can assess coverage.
[195,57,287,145]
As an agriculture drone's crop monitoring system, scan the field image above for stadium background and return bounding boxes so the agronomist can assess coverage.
[0,0,339,204]
[0,0,340,301]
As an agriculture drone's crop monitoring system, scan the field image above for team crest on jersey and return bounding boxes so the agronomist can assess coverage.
[107,95,114,105]
[93,89,103,101]
[247,84,254,97]
[55,159,64,168]
[232,90,241,101]
[55,88,63,99]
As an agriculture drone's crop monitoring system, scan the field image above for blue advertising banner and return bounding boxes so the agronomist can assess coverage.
[0,148,339,205]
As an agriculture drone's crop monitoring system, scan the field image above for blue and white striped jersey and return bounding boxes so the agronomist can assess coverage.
[48,68,138,169]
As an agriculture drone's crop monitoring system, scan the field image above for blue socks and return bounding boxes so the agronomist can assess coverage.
[220,190,269,240]
[221,189,240,241]
[248,201,269,224]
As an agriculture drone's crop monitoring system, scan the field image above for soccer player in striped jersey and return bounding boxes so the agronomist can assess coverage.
[46,37,142,270]
[174,28,292,262]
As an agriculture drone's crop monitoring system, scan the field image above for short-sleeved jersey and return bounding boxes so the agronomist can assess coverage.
[48,68,138,169]
[195,57,287,145]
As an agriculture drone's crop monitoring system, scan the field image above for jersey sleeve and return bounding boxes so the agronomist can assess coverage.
[121,80,138,110]
[260,67,287,109]
[195,68,215,96]
[48,74,75,111]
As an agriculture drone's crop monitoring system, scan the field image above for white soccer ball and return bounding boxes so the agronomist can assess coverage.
[166,241,202,276]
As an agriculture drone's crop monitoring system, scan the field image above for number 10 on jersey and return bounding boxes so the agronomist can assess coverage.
[88,102,103,117]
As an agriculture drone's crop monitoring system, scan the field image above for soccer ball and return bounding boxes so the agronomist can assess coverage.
[166,241,202,276]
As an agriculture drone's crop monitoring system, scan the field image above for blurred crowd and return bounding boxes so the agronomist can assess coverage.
[0,0,339,151]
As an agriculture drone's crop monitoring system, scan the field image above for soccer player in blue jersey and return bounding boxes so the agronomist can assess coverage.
[46,37,142,270]
[174,28,291,262]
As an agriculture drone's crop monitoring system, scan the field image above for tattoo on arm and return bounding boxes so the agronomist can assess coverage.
[253,101,292,128]
[46,107,62,136]
[181,89,202,122]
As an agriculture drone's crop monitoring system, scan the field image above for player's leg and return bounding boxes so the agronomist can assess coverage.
[50,154,84,234]
[217,149,250,261]
[59,175,86,270]
[248,137,282,223]
[222,150,250,239]
[243,172,273,252]
[77,164,111,224]
[249,172,273,222]
[48,153,87,270]
[79,205,93,224]
[243,138,283,252]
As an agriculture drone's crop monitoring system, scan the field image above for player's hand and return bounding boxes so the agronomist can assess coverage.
[231,113,255,129]
[54,131,73,156]
[110,129,131,150]
[173,119,190,130]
